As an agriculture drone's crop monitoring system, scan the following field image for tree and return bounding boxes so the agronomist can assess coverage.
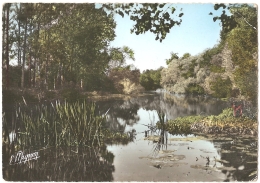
[210,76,232,98]
[140,68,162,90]
[107,46,135,71]
[101,3,184,42]
[181,53,191,60]
[211,4,257,102]
[109,66,141,93]
[225,5,257,102]
[165,52,179,65]
[3,4,11,89]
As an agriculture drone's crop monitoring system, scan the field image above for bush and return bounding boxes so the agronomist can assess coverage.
[210,76,232,98]
[210,65,225,73]
[185,84,205,94]
[140,68,162,90]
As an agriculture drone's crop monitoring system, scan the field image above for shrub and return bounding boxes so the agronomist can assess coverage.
[185,84,205,94]
[210,76,232,98]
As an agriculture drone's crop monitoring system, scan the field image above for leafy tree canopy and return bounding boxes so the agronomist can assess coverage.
[101,3,184,42]
[166,52,179,65]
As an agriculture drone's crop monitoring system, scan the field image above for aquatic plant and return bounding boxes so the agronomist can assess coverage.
[2,100,106,150]
[158,115,204,135]
[158,107,257,136]
[2,99,136,152]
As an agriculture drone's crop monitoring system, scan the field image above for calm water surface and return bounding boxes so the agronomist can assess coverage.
[3,93,258,181]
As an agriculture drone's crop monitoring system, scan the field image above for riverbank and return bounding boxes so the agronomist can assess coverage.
[157,108,258,137]
[3,88,156,105]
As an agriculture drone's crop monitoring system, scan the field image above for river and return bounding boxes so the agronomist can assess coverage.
[3,92,258,181]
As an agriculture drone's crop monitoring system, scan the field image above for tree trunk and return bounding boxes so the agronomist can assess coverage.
[28,51,32,87]
[5,4,11,89]
[33,22,40,88]
[45,54,49,90]
[2,8,6,72]
[21,18,28,89]
[18,4,22,66]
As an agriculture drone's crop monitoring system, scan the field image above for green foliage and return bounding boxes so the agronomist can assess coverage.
[140,68,162,90]
[185,84,205,94]
[108,66,141,93]
[207,4,257,102]
[4,100,106,148]
[3,100,134,149]
[216,108,234,119]
[210,76,232,98]
[165,52,179,65]
[210,65,225,73]
[223,4,257,102]
[108,46,135,69]
[160,107,257,136]
[181,59,197,79]
[211,4,257,39]
[181,53,191,60]
[102,3,184,42]
[201,44,224,68]
[234,68,257,104]
[157,115,204,135]
[103,129,133,145]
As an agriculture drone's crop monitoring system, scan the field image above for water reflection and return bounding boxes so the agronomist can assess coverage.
[5,93,253,182]
[211,136,258,181]
[96,93,228,133]
[3,146,115,181]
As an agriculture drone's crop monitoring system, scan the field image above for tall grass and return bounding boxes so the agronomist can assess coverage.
[3,100,106,150]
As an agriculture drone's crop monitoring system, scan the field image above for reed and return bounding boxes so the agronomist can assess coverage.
[3,100,106,150]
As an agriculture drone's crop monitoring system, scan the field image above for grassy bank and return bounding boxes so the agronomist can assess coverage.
[157,108,257,136]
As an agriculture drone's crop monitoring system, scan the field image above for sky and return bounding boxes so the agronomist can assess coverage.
[110,3,225,72]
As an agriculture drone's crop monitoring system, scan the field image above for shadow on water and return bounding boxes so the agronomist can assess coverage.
[211,136,258,181]
[3,145,115,181]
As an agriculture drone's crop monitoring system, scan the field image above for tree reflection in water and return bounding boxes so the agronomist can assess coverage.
[3,145,115,181]
[95,93,228,134]
[212,137,258,181]
[96,100,140,133]
[3,93,234,181]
